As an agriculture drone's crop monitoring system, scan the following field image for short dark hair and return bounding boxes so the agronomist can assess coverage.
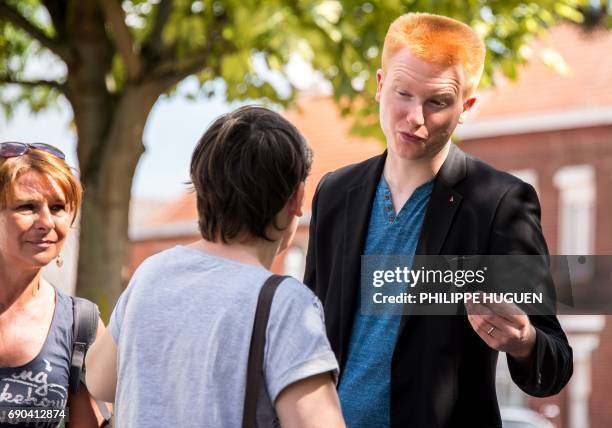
[190,105,312,243]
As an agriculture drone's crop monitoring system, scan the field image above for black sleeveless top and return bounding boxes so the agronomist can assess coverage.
[0,287,73,428]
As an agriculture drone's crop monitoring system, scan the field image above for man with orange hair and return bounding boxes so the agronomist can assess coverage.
[304,12,572,427]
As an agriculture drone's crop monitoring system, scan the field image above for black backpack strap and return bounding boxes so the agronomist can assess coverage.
[71,297,113,424]
[70,297,98,394]
[242,274,288,428]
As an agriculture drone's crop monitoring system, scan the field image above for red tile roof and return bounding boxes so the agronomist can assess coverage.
[150,189,197,224]
[471,23,612,121]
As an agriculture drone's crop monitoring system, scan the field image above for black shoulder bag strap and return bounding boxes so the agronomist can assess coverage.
[71,297,113,425]
[242,274,288,428]
[70,297,98,394]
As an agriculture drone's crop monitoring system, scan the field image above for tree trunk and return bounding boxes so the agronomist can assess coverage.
[52,1,189,318]
[74,84,159,319]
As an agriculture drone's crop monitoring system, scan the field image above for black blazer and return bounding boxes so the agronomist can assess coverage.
[304,144,573,428]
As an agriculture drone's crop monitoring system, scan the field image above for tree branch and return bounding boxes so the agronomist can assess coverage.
[0,75,64,90]
[41,0,67,41]
[0,1,72,62]
[97,0,142,81]
[142,0,173,59]
[148,12,233,90]
[149,38,237,92]
[151,47,211,79]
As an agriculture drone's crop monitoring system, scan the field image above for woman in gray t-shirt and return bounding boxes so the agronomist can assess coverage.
[85,106,345,427]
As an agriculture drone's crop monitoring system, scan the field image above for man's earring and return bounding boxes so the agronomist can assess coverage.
[56,253,64,268]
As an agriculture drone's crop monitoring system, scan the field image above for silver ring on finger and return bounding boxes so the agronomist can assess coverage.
[487,326,496,336]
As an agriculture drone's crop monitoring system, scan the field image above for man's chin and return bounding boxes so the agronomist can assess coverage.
[390,144,427,162]
[392,140,451,162]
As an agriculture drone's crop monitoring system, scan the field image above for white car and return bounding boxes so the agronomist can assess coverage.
[501,407,556,428]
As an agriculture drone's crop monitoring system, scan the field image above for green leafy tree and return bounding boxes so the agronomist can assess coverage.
[0,0,595,316]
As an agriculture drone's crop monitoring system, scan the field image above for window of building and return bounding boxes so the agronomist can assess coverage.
[553,165,596,255]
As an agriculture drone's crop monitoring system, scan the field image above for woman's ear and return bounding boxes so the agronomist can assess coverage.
[289,182,306,217]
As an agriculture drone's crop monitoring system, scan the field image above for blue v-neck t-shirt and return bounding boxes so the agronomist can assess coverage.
[338,174,434,427]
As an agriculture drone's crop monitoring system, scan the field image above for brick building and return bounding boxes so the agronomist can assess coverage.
[129,23,612,428]
[455,23,612,428]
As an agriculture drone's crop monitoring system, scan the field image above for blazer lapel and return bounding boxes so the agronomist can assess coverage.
[398,144,467,335]
[338,153,386,366]
[415,182,463,255]
[415,143,467,255]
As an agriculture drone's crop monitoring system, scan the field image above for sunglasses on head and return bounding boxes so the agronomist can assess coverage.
[0,142,66,160]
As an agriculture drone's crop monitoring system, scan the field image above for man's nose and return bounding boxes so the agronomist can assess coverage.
[406,103,425,129]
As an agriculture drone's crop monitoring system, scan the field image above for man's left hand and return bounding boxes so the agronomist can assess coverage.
[465,300,536,363]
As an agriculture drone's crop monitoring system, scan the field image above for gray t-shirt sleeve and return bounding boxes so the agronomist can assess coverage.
[109,274,137,344]
[263,278,339,403]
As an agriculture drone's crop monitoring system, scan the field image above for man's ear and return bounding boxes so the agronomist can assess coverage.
[375,69,384,102]
[288,182,306,217]
[458,97,476,124]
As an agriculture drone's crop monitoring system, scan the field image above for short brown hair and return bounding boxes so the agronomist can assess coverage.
[0,148,83,217]
[382,13,486,97]
[190,106,312,243]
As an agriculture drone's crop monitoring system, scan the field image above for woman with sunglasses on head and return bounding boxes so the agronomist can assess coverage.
[0,142,105,427]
